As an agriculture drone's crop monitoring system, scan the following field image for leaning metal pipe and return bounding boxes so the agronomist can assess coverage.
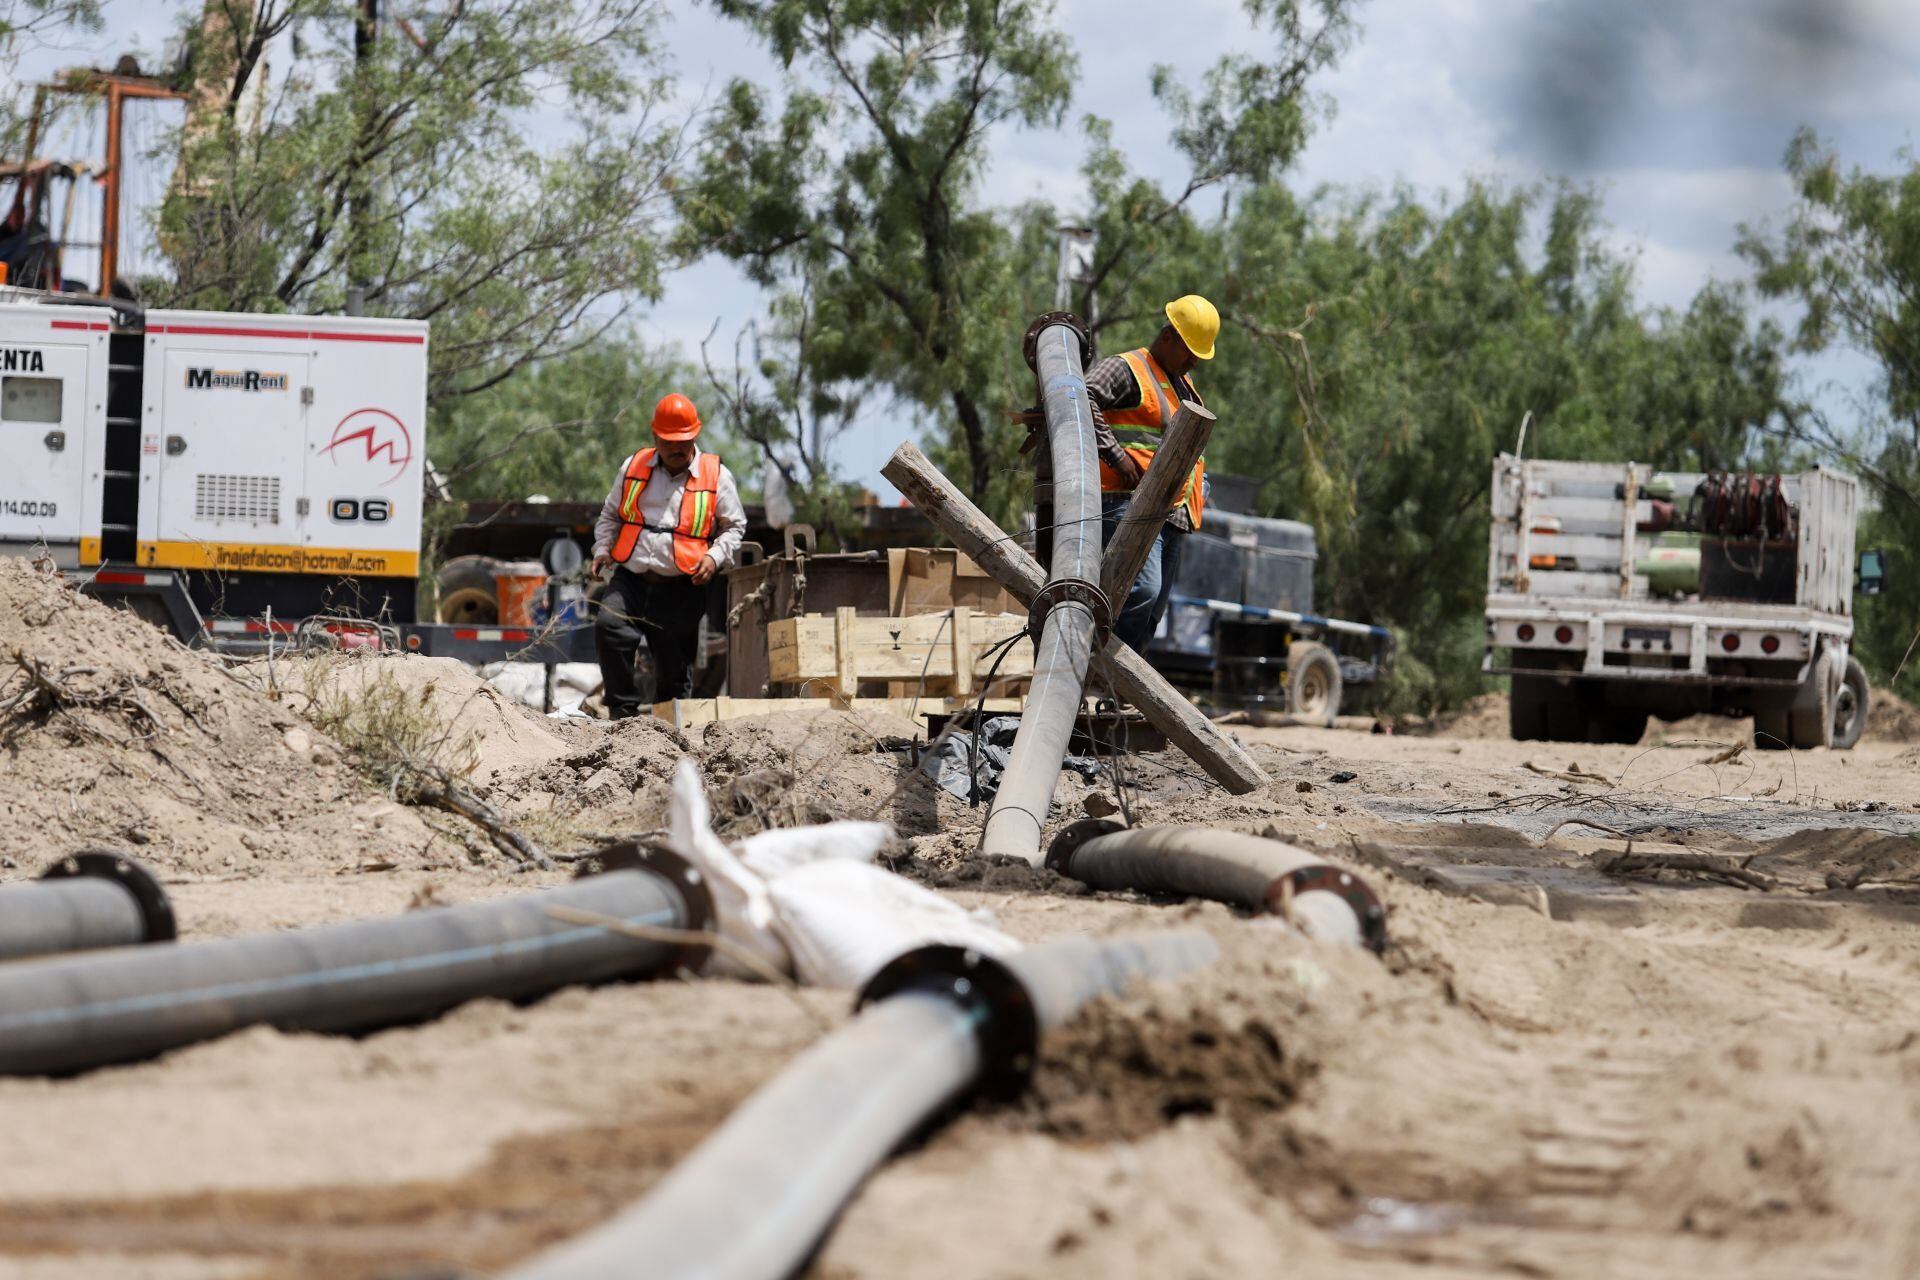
[509,930,1219,1280]
[882,441,1267,794]
[981,314,1104,863]
[0,851,175,963]
[1048,823,1387,953]
[0,854,710,1076]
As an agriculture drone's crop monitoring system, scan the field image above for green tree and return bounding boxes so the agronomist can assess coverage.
[1097,180,1790,713]
[682,0,1077,514]
[1740,129,1920,697]
[154,0,683,405]
[431,331,702,503]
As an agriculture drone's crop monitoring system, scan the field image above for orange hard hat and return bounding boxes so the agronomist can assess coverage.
[651,392,702,441]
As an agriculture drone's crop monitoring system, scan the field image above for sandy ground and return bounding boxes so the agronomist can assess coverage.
[2,557,1920,1278]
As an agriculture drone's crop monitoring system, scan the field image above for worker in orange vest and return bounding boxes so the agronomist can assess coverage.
[1087,294,1216,651]
[591,393,745,716]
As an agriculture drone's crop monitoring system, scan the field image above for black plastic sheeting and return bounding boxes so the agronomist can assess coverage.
[918,715,1104,803]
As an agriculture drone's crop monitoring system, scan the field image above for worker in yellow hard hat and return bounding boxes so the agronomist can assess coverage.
[1087,293,1218,651]
[590,393,745,716]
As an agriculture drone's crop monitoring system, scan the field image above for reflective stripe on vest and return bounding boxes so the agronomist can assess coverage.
[1098,348,1206,528]
[608,448,724,574]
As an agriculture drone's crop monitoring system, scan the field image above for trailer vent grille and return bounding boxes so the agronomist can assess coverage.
[195,474,281,525]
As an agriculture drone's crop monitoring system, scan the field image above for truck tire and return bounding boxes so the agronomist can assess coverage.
[1544,685,1588,742]
[1753,707,1791,750]
[436,556,499,625]
[1509,676,1549,740]
[1832,656,1869,750]
[1587,706,1648,745]
[1788,657,1834,750]
[1287,642,1343,725]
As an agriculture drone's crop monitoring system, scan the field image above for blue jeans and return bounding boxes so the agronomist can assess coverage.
[1101,495,1184,652]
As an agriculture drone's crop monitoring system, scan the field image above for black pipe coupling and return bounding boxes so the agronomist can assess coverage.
[41,850,176,943]
[1028,577,1111,647]
[1021,311,1093,372]
[857,944,1040,1101]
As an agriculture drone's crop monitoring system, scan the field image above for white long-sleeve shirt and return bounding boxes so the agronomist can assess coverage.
[592,446,747,575]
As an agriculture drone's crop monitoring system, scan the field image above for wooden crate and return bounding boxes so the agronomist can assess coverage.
[654,695,1023,731]
[766,607,1033,696]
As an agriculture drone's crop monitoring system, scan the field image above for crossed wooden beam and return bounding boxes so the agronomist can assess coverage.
[882,406,1269,814]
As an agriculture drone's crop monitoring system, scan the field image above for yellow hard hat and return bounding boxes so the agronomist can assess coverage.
[1164,294,1219,361]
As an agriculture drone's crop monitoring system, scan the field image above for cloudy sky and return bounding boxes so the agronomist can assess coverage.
[16,0,1920,492]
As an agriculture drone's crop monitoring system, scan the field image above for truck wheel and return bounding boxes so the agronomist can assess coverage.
[1588,707,1648,745]
[1753,707,1791,750]
[1509,677,1549,740]
[1788,659,1834,750]
[1832,657,1869,750]
[1544,685,1588,742]
[1287,642,1343,725]
[437,556,498,625]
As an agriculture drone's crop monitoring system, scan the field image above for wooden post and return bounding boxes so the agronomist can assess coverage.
[884,443,1268,795]
[1100,401,1215,611]
[834,607,858,698]
[950,606,974,697]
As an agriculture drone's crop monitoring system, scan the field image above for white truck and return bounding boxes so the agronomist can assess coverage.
[1484,454,1885,749]
[0,286,591,663]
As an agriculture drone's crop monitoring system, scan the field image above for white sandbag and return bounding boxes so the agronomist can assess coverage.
[479,661,601,714]
[666,759,794,981]
[735,821,893,880]
[766,859,1022,990]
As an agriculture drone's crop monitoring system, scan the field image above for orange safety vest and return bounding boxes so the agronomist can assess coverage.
[609,448,724,574]
[1099,348,1205,528]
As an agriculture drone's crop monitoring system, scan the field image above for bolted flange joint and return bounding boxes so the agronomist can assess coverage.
[858,943,1040,1101]
[41,849,176,943]
[1264,864,1389,955]
[1022,311,1093,372]
[1028,576,1111,649]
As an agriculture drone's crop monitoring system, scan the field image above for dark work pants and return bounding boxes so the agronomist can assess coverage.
[596,565,704,717]
[1101,494,1185,653]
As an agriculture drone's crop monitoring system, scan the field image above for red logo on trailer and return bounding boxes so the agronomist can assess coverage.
[322,408,413,487]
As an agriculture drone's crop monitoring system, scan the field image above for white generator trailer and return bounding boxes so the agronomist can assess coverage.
[1484,453,1883,749]
[0,288,589,662]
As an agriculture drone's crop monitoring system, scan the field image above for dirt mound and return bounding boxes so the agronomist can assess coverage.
[0,560,437,878]
[488,714,691,834]
[1868,688,1920,742]
[1756,827,1920,887]
[1417,692,1509,739]
[695,710,921,837]
[257,654,573,784]
[1011,1002,1301,1142]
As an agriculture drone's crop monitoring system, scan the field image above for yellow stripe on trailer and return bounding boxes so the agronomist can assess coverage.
[139,540,420,577]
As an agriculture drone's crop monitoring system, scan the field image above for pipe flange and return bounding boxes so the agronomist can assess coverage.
[1021,311,1093,371]
[1028,577,1111,647]
[858,944,1040,1101]
[1265,865,1388,955]
[40,849,175,943]
[583,840,717,975]
[1044,817,1126,876]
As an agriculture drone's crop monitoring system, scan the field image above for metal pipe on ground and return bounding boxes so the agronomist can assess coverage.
[980,314,1106,862]
[1048,823,1387,953]
[0,849,711,1076]
[508,930,1218,1280]
[882,442,1267,796]
[0,851,175,963]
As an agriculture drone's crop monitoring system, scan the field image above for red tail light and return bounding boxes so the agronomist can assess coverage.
[1760,634,1780,654]
[1517,623,1536,642]
[1721,633,1741,652]
[1554,625,1574,645]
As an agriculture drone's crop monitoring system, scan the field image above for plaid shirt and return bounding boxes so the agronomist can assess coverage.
[1084,351,1200,532]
